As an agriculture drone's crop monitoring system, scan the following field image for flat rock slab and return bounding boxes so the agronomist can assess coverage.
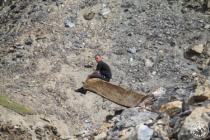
[83,78,148,107]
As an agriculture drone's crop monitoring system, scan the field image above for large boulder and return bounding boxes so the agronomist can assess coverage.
[178,105,210,140]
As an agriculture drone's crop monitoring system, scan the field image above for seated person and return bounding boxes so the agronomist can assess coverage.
[75,54,112,94]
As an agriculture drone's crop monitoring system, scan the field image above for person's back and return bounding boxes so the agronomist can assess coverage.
[96,61,112,81]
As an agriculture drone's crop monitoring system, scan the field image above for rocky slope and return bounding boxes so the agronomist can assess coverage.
[0,0,210,139]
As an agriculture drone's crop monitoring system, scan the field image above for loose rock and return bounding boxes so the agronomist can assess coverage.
[83,11,95,20]
[160,101,182,117]
[191,44,204,54]
[188,80,210,104]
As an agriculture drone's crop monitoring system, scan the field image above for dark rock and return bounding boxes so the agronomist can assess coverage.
[10,4,16,10]
[25,37,33,45]
[84,64,93,68]
[178,110,192,117]
[16,52,23,58]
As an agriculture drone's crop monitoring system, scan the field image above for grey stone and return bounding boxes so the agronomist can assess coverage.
[136,124,153,140]
[204,24,210,29]
[127,47,136,54]
[100,4,110,16]
[144,59,154,67]
[64,17,75,28]
[115,108,159,128]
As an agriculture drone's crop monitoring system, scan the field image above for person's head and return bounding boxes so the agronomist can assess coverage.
[95,54,102,63]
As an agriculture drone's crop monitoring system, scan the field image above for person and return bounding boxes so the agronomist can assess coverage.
[75,54,112,94]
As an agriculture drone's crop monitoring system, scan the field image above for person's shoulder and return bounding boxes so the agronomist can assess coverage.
[101,61,108,65]
[103,61,111,67]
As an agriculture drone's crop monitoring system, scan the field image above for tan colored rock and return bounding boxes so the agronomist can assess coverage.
[160,101,182,117]
[208,0,210,9]
[97,122,113,134]
[191,44,204,54]
[178,105,210,140]
[188,81,210,104]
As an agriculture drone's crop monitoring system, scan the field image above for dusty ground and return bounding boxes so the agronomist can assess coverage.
[0,0,210,139]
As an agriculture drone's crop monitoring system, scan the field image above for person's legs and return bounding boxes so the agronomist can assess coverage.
[87,72,110,82]
[75,72,110,94]
[86,71,103,81]
[100,75,110,82]
[76,72,102,94]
